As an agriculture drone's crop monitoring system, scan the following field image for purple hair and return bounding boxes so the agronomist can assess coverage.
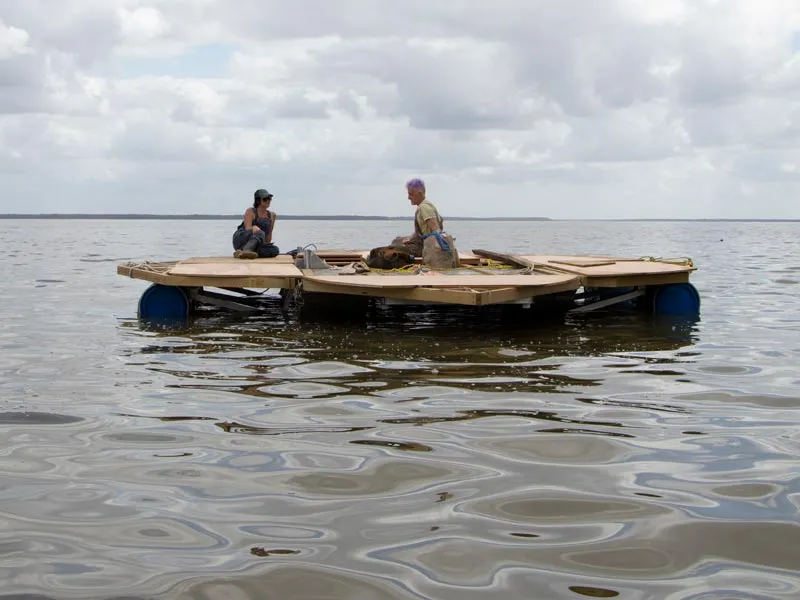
[405,178,426,191]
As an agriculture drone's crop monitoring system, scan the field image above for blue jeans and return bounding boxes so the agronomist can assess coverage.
[232,228,280,258]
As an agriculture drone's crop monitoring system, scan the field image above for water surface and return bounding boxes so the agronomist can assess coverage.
[1,219,799,599]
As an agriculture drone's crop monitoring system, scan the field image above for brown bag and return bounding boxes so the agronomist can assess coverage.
[422,234,459,269]
[365,246,415,270]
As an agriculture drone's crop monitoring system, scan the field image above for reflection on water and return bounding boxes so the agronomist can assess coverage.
[2,219,800,599]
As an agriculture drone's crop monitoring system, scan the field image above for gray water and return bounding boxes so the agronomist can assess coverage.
[1,219,800,600]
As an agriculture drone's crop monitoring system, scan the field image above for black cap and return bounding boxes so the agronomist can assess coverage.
[254,189,273,200]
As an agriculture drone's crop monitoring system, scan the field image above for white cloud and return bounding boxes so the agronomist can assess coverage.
[0,20,31,59]
[0,1,799,218]
[118,6,170,44]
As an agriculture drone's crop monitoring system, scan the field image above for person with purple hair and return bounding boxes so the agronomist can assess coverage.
[390,178,459,269]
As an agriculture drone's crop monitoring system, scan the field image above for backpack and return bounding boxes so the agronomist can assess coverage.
[365,246,415,270]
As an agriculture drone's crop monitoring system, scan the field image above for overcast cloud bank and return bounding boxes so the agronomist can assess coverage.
[1,1,799,218]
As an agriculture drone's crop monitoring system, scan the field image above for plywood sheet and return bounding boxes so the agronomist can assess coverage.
[180,255,295,264]
[316,249,366,256]
[353,250,481,263]
[168,261,303,278]
[520,255,693,276]
[303,272,579,289]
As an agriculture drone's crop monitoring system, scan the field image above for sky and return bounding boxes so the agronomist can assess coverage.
[1,1,800,219]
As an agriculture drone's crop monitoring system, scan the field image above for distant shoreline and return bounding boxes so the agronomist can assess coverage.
[0,214,798,222]
[1,214,549,221]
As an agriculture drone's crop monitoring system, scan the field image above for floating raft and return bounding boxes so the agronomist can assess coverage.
[117,248,699,320]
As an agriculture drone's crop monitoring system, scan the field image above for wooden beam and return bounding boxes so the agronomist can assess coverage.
[471,249,537,270]
[469,249,583,277]
[301,278,483,305]
[582,273,690,288]
[300,275,581,307]
[476,280,581,306]
[569,289,646,314]
[218,287,265,296]
[188,289,262,312]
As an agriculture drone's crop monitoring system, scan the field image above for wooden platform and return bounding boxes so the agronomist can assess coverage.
[117,249,696,308]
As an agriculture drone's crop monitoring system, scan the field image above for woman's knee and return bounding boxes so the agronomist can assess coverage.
[259,243,280,258]
[232,231,249,249]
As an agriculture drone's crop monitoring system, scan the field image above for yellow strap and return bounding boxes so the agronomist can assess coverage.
[639,256,694,268]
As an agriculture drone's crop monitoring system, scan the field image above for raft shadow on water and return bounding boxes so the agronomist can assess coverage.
[124,303,700,349]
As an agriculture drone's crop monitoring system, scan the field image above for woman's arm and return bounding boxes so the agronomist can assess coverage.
[266,211,277,243]
[243,208,257,231]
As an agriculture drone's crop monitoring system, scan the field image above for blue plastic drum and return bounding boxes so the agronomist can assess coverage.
[652,283,701,316]
[137,284,190,320]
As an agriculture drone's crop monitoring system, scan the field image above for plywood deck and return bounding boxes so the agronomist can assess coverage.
[168,261,302,278]
[179,255,295,264]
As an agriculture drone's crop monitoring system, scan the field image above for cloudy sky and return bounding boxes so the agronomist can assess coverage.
[2,1,800,218]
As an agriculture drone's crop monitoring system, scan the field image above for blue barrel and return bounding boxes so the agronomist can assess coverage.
[137,284,190,320]
[652,283,700,316]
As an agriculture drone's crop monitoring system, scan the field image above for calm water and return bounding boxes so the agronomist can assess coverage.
[2,218,800,600]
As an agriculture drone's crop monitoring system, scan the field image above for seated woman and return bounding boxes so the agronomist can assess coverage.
[391,178,459,269]
[232,189,280,259]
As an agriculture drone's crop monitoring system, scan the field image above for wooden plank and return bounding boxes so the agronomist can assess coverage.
[551,258,617,267]
[569,289,646,313]
[518,255,695,277]
[302,272,578,289]
[188,289,261,312]
[180,255,294,264]
[303,279,483,305]
[168,262,303,278]
[471,249,537,270]
[533,253,623,261]
[475,281,581,305]
[578,272,691,288]
[397,283,579,306]
[315,249,365,256]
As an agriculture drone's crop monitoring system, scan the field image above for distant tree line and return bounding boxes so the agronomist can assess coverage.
[0,214,553,221]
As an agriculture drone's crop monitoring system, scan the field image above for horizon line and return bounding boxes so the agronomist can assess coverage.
[0,213,798,222]
[0,213,549,220]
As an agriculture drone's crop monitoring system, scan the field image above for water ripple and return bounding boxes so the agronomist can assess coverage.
[2,220,800,598]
